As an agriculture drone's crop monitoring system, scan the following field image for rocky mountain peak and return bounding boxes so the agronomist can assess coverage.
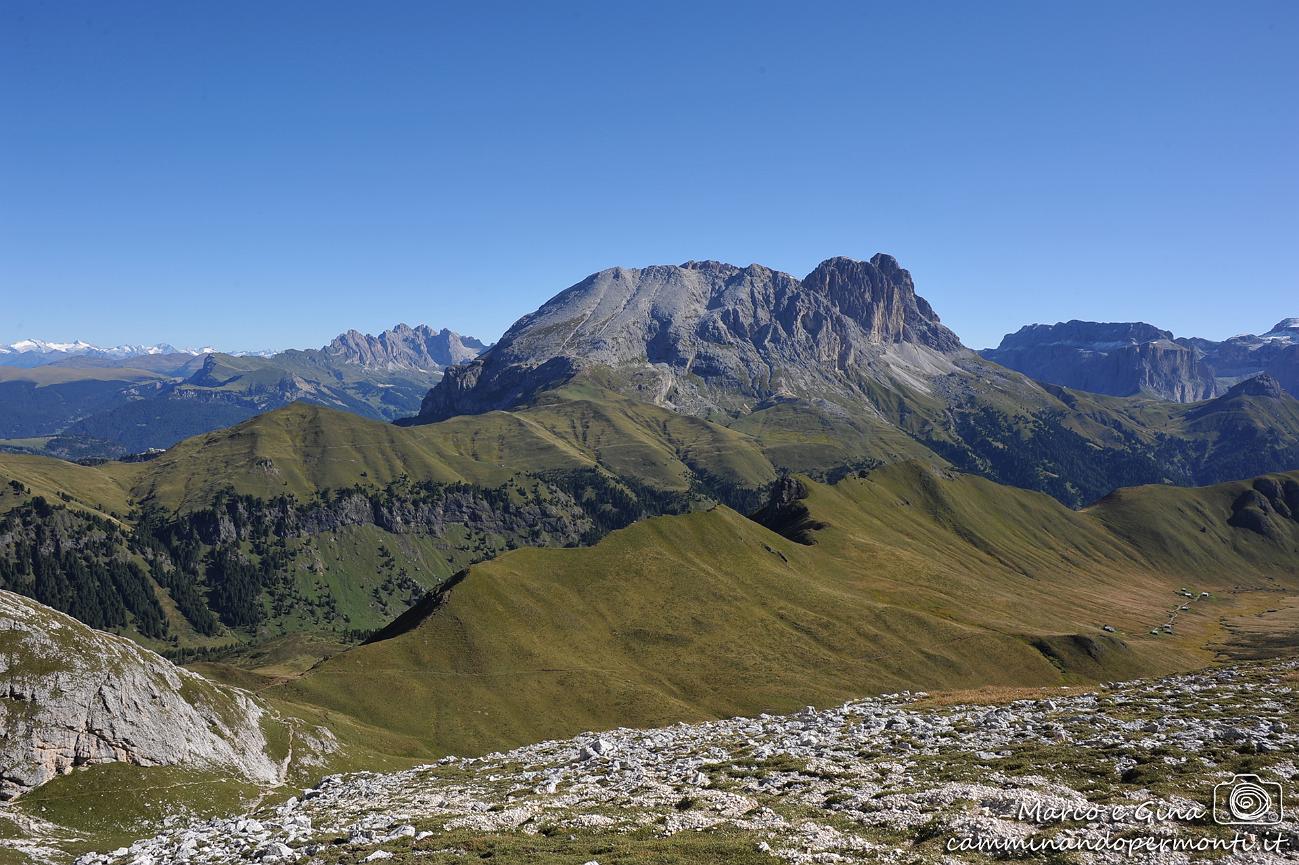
[801,255,960,351]
[680,259,741,275]
[415,253,963,422]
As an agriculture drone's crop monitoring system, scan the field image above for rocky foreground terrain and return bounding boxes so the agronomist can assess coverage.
[71,660,1299,865]
[0,592,322,802]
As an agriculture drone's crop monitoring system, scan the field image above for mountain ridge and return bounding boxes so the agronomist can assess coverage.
[277,462,1299,758]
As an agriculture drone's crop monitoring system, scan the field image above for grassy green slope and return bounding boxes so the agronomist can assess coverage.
[507,384,776,490]
[96,394,776,513]
[1088,473,1299,577]
[0,454,135,518]
[279,465,1299,759]
[128,404,476,510]
[728,397,940,475]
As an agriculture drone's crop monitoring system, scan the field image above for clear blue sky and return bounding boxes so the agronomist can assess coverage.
[2,1,1295,351]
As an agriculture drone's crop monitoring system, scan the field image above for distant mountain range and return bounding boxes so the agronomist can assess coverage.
[323,323,487,371]
[982,318,1299,402]
[0,338,274,366]
[0,323,487,458]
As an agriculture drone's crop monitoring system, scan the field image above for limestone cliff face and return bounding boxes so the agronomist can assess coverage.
[0,591,308,799]
[984,318,1299,403]
[417,254,963,421]
[982,320,1219,402]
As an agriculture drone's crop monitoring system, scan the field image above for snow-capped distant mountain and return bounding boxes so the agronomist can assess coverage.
[0,339,184,367]
[0,339,273,367]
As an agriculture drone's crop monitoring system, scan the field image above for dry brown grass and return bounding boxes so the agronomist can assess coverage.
[912,683,1094,708]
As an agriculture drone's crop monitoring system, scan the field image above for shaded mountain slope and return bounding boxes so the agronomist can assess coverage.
[928,372,1299,504]
[0,366,169,452]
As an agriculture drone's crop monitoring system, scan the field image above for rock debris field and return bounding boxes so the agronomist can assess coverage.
[80,660,1299,864]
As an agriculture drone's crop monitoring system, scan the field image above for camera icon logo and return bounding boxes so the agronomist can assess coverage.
[1213,774,1283,826]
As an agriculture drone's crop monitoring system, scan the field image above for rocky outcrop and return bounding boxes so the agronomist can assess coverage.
[0,591,302,799]
[324,324,487,371]
[185,483,598,548]
[981,321,1219,401]
[800,255,962,352]
[416,254,964,421]
[1223,372,1287,400]
[749,475,826,544]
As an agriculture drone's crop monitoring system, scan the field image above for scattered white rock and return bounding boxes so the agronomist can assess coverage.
[76,659,1299,865]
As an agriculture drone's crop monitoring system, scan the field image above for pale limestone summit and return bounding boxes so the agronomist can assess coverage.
[417,253,965,421]
[0,591,294,799]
